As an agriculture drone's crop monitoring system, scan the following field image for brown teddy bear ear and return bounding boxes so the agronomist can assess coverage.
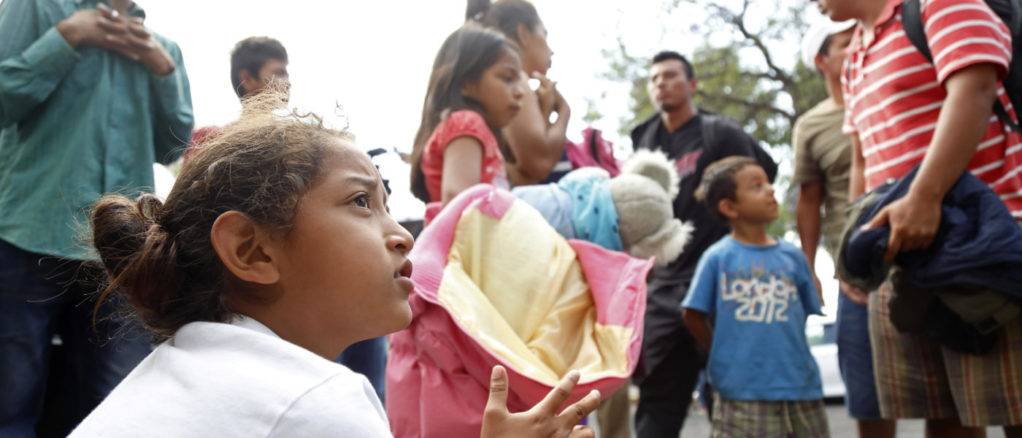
[621,150,680,200]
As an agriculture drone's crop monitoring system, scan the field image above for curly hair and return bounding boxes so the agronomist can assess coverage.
[91,92,352,340]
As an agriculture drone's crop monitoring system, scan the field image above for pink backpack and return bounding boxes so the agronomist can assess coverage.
[564,127,622,177]
[386,185,649,437]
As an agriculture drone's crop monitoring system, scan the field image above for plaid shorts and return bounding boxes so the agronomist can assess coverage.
[869,282,1022,426]
[711,393,829,437]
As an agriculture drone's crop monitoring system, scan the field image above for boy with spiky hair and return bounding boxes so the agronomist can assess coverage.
[682,156,828,438]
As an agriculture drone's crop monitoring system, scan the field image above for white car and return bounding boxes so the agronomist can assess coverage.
[806,317,845,399]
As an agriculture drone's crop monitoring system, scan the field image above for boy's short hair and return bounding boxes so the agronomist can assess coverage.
[651,50,695,80]
[230,37,288,98]
[695,156,757,220]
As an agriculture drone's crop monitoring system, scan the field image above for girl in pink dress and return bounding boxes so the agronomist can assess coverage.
[409,25,525,223]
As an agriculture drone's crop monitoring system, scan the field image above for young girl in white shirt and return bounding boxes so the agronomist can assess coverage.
[71,95,599,437]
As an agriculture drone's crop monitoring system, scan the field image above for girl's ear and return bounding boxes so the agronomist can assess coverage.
[718,198,739,220]
[210,211,280,285]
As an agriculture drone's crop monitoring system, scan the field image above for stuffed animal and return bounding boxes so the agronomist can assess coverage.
[512,150,692,265]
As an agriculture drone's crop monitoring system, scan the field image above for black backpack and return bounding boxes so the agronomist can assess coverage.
[902,0,1022,132]
[700,112,778,182]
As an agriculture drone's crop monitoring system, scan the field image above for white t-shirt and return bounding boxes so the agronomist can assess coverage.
[70,316,392,437]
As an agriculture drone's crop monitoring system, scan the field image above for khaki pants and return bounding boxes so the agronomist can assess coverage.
[597,383,632,438]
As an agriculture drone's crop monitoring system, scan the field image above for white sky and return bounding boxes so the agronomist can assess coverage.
[142,0,678,143]
[141,0,839,314]
[142,0,824,217]
[140,0,670,222]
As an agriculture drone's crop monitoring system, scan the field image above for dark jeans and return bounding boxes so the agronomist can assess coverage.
[336,336,387,403]
[0,240,150,437]
[836,290,883,420]
[634,327,704,438]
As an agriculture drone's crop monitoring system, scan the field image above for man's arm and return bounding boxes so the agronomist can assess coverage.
[848,135,866,201]
[682,308,713,352]
[0,0,79,125]
[791,115,822,281]
[862,63,1000,263]
[149,36,193,164]
[796,182,824,293]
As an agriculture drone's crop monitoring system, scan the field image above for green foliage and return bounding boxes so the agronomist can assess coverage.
[582,96,604,124]
[791,61,830,120]
[599,40,656,137]
[598,0,833,236]
[605,0,829,147]
[692,44,785,146]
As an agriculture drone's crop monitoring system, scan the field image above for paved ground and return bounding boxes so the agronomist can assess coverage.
[597,386,1008,437]
[677,401,1007,438]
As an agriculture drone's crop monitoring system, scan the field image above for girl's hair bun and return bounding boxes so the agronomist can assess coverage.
[91,192,180,332]
[89,89,350,340]
[92,194,162,274]
[465,0,492,22]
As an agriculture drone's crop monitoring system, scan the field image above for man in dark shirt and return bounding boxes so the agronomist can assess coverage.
[629,50,777,438]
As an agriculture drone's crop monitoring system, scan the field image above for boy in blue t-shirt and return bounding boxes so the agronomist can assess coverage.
[682,156,829,437]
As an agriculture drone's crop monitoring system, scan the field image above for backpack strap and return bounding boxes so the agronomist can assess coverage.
[901,0,932,61]
[700,112,718,150]
[701,111,778,181]
[588,128,600,164]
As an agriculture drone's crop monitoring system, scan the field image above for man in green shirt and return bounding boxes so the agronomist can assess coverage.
[0,0,192,435]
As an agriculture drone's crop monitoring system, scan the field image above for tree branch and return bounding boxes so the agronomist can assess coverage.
[709,2,796,91]
[697,91,794,120]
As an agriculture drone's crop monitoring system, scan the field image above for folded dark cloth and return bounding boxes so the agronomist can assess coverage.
[836,165,1022,354]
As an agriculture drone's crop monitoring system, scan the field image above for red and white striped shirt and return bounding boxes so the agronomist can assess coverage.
[842,0,1022,216]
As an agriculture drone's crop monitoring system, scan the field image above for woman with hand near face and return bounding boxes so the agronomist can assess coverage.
[467,0,572,186]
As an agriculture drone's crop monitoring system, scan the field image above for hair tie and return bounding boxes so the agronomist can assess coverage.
[134,193,168,234]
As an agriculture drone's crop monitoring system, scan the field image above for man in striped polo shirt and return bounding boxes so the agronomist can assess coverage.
[814,0,1022,436]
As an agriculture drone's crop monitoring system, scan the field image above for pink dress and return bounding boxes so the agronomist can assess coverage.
[420,110,509,222]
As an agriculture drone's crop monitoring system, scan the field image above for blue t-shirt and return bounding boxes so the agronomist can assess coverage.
[682,236,823,401]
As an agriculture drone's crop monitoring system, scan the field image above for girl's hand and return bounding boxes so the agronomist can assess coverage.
[531,72,557,122]
[480,365,600,438]
[552,87,569,116]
